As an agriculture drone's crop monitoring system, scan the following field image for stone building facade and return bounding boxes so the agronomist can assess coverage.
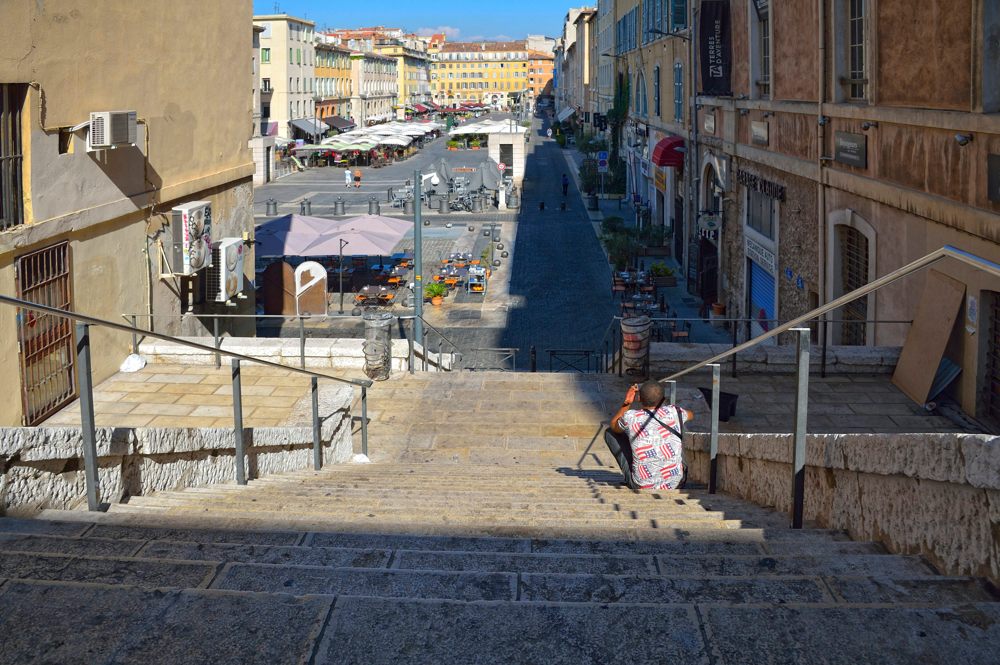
[694,0,1000,422]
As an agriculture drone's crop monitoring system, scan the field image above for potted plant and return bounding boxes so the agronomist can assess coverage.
[425,282,447,306]
[468,139,481,150]
[650,262,677,287]
[447,139,461,151]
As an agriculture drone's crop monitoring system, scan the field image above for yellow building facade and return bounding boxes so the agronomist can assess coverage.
[315,43,354,122]
[431,41,531,108]
[0,1,257,426]
[373,41,431,111]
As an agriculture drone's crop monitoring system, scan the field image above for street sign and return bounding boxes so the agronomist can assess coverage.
[597,150,609,161]
[498,163,506,172]
[546,128,553,138]
[597,159,609,174]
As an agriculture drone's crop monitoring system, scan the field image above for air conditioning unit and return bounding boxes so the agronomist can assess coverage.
[87,111,137,151]
[169,201,213,276]
[205,238,245,302]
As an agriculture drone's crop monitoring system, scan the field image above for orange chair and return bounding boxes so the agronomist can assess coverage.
[471,259,481,265]
[444,277,459,289]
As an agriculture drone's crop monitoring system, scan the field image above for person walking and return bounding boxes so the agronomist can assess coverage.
[344,167,352,189]
[561,173,569,197]
[353,168,362,188]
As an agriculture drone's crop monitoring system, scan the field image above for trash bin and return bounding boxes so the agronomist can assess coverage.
[362,312,393,381]
[698,387,740,422]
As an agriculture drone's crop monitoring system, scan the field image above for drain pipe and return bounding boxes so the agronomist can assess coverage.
[817,0,828,363]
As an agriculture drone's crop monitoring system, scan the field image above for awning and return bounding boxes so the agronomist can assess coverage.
[412,103,429,113]
[651,136,686,168]
[324,116,356,132]
[556,107,576,122]
[290,118,326,135]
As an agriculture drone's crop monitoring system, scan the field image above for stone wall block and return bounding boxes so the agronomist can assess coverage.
[961,436,1000,490]
[1,427,133,461]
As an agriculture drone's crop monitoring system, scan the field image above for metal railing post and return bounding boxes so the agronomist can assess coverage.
[298,316,306,369]
[311,376,322,470]
[820,313,829,379]
[709,363,720,495]
[667,380,677,405]
[130,315,139,354]
[530,346,537,372]
[408,319,415,374]
[75,323,101,511]
[213,316,221,369]
[361,387,369,457]
[231,358,247,485]
[791,328,811,529]
[422,331,428,371]
[730,321,738,378]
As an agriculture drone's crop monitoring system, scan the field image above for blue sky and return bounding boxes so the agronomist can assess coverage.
[252,0,559,41]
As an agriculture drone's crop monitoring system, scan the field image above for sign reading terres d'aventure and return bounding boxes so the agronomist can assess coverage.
[989,154,1000,203]
[834,131,867,169]
[700,1,732,96]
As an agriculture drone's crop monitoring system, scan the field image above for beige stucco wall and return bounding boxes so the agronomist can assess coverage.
[0,1,257,426]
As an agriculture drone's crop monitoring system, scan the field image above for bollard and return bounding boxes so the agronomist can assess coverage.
[387,187,394,203]
[438,197,449,214]
[303,199,312,215]
[333,198,346,215]
[265,198,278,216]
[368,196,380,215]
[403,199,414,215]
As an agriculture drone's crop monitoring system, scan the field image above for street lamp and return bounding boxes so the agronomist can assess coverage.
[338,239,349,314]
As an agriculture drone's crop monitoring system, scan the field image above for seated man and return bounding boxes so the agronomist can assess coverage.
[604,380,693,490]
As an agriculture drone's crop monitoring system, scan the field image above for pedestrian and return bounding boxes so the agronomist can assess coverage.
[353,168,362,188]
[344,167,352,189]
[561,173,569,197]
[604,381,693,490]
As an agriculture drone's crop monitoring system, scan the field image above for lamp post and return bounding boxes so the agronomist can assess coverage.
[338,239,349,314]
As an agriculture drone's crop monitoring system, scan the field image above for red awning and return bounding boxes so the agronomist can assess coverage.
[651,136,685,168]
[413,103,429,113]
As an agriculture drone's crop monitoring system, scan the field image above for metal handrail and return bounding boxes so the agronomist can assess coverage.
[1,293,373,512]
[648,245,1000,529]
[661,246,1000,382]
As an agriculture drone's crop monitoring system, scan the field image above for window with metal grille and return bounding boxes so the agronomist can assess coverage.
[983,293,1000,429]
[847,0,867,99]
[1,84,27,230]
[653,66,661,116]
[837,225,869,345]
[15,242,77,426]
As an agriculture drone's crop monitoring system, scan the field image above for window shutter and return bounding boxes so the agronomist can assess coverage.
[671,0,687,30]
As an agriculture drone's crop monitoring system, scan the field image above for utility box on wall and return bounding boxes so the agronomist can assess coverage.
[169,201,213,276]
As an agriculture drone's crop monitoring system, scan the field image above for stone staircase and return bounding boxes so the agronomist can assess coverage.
[1,372,999,663]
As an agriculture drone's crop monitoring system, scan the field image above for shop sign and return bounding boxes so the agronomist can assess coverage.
[989,154,1000,203]
[834,131,867,168]
[736,169,786,201]
[698,213,720,234]
[655,169,667,192]
[751,121,769,146]
[745,236,776,274]
[704,112,716,135]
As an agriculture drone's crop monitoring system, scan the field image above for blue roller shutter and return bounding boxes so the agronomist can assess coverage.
[749,259,776,339]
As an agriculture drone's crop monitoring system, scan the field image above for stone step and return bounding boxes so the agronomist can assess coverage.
[108,503,745,531]
[0,579,332,664]
[0,550,218,590]
[313,597,1000,664]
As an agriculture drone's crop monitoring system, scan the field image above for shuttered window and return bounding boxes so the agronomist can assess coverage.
[1,84,27,230]
[837,225,869,345]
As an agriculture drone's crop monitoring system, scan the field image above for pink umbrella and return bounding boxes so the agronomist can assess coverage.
[255,213,412,258]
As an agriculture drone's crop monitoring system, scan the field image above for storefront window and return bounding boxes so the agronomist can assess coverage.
[747,188,775,239]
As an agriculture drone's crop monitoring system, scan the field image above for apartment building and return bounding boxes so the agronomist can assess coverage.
[430,42,532,109]
[314,42,355,131]
[250,25,276,184]
[0,1,257,426]
[350,52,398,126]
[527,51,556,103]
[595,0,616,120]
[692,0,1000,423]
[254,14,324,141]
[554,8,589,115]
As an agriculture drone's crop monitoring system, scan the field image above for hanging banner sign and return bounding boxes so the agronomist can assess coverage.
[700,1,733,96]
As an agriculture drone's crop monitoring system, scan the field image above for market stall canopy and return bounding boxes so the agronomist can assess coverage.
[556,107,576,123]
[377,136,413,147]
[291,144,331,152]
[450,119,527,136]
[324,116,356,132]
[256,214,412,258]
[650,136,686,168]
[412,103,430,113]
[290,118,327,135]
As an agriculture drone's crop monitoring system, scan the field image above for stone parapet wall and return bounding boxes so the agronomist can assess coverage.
[0,387,355,516]
[649,343,901,375]
[139,337,456,373]
[683,432,1000,585]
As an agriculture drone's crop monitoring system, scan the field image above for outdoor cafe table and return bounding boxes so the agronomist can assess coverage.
[355,285,391,307]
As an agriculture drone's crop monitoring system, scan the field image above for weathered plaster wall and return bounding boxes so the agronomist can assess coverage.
[0,386,354,515]
[683,432,1000,585]
[876,0,973,111]
[772,0,818,102]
